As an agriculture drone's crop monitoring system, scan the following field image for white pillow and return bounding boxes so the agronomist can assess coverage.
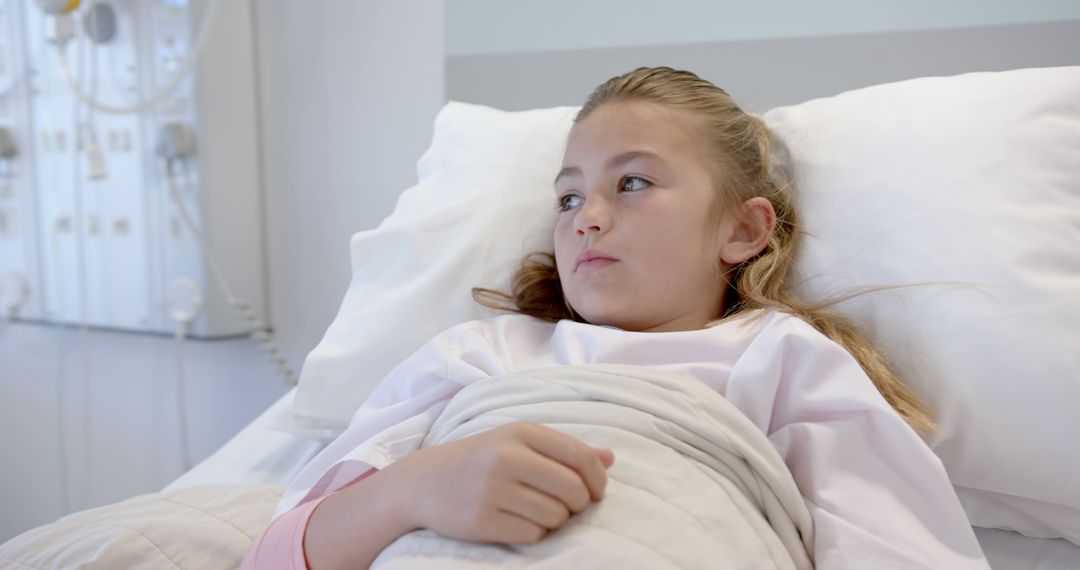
[293,102,576,431]
[293,66,1080,542]
[763,66,1080,543]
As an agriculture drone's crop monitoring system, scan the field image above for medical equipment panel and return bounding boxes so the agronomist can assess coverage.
[2,0,265,338]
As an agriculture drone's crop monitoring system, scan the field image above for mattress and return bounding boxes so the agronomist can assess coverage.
[165,389,326,491]
[169,389,1080,569]
[974,527,1080,570]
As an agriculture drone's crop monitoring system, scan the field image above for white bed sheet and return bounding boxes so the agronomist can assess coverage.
[170,389,1080,569]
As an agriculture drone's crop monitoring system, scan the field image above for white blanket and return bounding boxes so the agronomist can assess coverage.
[0,484,283,569]
[373,364,815,569]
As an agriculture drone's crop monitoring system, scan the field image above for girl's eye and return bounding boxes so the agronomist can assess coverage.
[621,176,651,192]
[557,194,583,212]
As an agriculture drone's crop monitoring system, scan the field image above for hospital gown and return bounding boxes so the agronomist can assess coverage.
[243,309,990,569]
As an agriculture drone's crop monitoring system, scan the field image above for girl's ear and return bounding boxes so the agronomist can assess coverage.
[719,197,776,266]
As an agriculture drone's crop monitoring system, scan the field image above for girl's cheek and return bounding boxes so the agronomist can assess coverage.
[555,217,574,235]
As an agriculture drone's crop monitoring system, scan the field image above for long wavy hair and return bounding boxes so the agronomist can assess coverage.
[473,67,934,434]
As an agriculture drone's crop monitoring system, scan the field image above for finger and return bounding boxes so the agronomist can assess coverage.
[593,447,615,468]
[497,482,571,530]
[486,510,548,546]
[513,452,592,513]
[516,423,609,501]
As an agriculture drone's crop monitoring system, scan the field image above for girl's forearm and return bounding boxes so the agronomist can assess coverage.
[303,467,418,569]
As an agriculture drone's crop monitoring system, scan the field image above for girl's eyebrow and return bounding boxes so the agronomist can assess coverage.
[554,150,665,185]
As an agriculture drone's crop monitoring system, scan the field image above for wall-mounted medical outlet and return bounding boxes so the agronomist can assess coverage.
[6,0,265,338]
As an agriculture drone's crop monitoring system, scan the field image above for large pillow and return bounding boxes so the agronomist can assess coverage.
[292,67,1080,542]
[763,66,1080,543]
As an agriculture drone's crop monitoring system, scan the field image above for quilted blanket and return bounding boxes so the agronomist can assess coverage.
[0,484,283,569]
[372,364,815,569]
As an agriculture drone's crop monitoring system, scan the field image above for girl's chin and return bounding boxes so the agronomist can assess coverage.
[575,308,629,329]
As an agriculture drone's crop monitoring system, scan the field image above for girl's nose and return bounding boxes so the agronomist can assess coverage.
[574,197,612,236]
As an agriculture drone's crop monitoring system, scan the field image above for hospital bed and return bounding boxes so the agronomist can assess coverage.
[2,65,1079,569]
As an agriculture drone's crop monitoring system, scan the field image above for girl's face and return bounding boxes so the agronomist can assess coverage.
[554,101,734,332]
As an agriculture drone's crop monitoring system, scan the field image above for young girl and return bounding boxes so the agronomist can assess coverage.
[244,67,990,569]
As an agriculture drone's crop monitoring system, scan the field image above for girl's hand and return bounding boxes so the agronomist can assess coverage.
[385,421,615,545]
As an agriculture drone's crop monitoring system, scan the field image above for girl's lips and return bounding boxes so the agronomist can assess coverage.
[576,258,618,273]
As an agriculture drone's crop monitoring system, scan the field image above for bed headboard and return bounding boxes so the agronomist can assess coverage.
[447,19,1080,113]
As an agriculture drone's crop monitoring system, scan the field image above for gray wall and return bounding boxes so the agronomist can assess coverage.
[0,1,445,543]
[448,0,1080,56]
[448,19,1080,114]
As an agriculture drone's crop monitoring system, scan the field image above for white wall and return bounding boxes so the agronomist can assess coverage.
[447,0,1080,55]
[0,0,445,543]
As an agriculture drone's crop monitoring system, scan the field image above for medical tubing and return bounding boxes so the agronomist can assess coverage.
[71,32,94,511]
[174,321,193,471]
[49,196,72,515]
[52,0,222,116]
[164,170,298,385]
[83,1,102,176]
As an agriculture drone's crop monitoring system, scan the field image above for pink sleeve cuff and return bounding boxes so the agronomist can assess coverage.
[244,468,378,569]
[242,494,328,570]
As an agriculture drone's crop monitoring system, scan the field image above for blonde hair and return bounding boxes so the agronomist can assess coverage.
[474,67,934,434]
